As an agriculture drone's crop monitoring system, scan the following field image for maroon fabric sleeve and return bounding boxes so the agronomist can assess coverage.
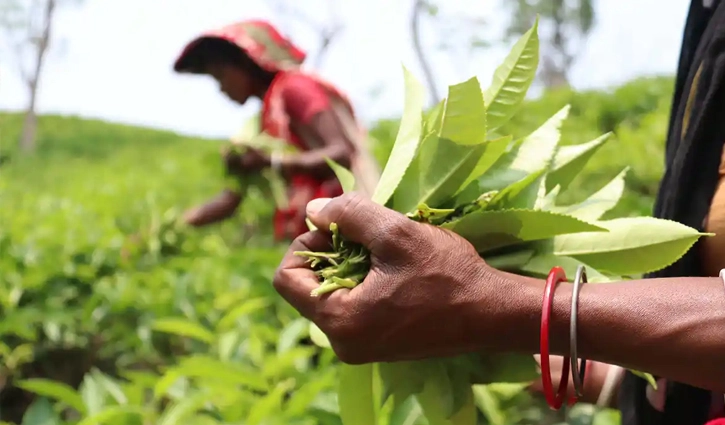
[280,73,332,125]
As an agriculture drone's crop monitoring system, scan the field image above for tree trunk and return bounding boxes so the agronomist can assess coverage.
[19,106,37,153]
[411,0,440,106]
[19,0,55,153]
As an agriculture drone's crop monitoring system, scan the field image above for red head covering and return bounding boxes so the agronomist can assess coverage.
[173,20,306,74]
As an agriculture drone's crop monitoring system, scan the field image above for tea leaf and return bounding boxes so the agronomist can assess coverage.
[439,76,487,146]
[372,66,426,205]
[393,137,488,213]
[535,183,561,211]
[454,135,512,200]
[489,169,546,210]
[447,365,474,418]
[557,168,629,221]
[425,100,446,134]
[415,363,454,423]
[157,392,212,425]
[547,133,611,192]
[248,379,296,425]
[442,209,605,253]
[379,361,427,406]
[338,364,377,425]
[630,370,658,390]
[484,17,539,131]
[277,318,308,354]
[152,318,215,344]
[389,395,424,425]
[473,386,505,425]
[20,397,60,425]
[486,249,535,272]
[520,249,613,282]
[309,322,331,348]
[554,217,711,275]
[472,353,539,384]
[17,379,86,415]
[326,157,356,193]
[175,356,268,391]
[80,375,104,416]
[89,369,128,405]
[77,406,145,425]
[479,106,569,192]
[216,297,271,331]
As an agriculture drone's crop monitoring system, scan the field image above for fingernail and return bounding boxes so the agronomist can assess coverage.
[307,198,331,216]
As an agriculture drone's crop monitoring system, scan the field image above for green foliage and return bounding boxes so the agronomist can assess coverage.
[372,75,673,219]
[0,34,675,425]
[0,113,339,424]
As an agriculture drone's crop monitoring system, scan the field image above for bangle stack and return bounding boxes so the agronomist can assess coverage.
[540,265,589,410]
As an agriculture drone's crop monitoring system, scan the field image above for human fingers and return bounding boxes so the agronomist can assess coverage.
[306,192,416,252]
[273,230,350,320]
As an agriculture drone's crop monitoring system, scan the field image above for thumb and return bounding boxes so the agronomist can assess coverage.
[306,192,413,249]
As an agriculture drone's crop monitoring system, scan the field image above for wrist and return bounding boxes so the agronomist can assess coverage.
[484,269,574,356]
[461,266,540,353]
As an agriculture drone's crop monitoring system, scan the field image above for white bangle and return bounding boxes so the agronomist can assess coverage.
[271,151,283,172]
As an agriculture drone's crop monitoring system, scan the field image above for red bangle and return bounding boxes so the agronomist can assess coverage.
[540,266,571,410]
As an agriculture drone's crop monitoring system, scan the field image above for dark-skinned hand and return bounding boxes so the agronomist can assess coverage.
[222,145,270,176]
[272,192,525,364]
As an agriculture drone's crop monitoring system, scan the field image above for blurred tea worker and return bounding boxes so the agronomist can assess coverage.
[173,19,379,241]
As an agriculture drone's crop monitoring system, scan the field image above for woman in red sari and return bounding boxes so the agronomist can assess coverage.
[173,20,379,241]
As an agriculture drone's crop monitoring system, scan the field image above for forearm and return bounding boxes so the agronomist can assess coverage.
[500,271,725,392]
[184,189,242,227]
[279,144,352,180]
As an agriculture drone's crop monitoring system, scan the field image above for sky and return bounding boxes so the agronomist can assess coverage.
[0,0,691,140]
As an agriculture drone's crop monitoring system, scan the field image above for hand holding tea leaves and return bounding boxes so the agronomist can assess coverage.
[273,17,710,425]
[274,193,523,364]
[222,145,270,176]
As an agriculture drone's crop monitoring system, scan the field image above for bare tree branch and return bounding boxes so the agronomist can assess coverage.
[1,0,81,153]
[268,0,344,70]
[410,0,440,107]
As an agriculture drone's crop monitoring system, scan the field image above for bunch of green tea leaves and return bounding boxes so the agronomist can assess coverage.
[205,114,295,209]
[295,223,371,296]
[293,17,709,425]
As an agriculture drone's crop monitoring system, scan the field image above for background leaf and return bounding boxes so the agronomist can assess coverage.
[152,318,216,344]
[17,379,86,415]
[20,398,60,425]
[326,158,356,193]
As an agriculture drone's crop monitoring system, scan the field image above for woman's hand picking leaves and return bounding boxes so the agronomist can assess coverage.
[272,192,528,364]
[222,145,271,176]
